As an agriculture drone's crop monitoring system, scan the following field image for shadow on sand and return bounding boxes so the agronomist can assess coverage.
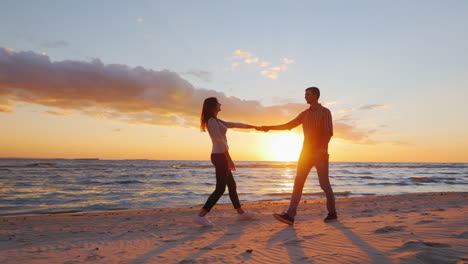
[331,222,395,264]
[128,219,249,263]
[127,227,210,264]
[180,221,248,263]
[268,226,312,263]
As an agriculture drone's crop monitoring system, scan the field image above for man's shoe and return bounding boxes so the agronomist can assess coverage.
[273,212,294,225]
[324,212,337,223]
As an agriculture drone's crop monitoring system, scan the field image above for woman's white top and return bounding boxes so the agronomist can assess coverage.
[207,117,250,154]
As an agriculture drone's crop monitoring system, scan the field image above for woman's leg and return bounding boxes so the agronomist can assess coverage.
[201,154,229,214]
[226,169,242,212]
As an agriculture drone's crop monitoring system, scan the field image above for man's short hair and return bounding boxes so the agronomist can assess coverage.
[305,87,320,99]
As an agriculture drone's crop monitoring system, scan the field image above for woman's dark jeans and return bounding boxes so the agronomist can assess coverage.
[202,153,241,211]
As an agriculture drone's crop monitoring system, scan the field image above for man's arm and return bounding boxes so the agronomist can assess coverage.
[318,108,333,153]
[259,111,305,131]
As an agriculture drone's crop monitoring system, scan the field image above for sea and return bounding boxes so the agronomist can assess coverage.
[0,159,467,216]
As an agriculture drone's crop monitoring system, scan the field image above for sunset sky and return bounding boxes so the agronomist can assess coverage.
[1,1,467,162]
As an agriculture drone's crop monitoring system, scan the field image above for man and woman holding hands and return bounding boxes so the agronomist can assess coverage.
[194,87,337,227]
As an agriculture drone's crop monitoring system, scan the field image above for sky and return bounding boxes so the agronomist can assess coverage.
[1,0,467,162]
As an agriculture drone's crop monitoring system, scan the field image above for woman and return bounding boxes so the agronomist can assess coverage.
[194,97,257,227]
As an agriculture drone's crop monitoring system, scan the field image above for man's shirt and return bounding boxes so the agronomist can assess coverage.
[276,104,333,149]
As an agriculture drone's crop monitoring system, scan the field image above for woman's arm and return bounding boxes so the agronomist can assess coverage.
[218,120,258,129]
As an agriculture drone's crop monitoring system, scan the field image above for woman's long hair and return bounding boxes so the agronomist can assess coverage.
[200,97,219,132]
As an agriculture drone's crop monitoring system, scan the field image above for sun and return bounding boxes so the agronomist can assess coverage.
[268,132,303,161]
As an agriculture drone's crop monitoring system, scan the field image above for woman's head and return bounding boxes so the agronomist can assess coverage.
[200,97,221,132]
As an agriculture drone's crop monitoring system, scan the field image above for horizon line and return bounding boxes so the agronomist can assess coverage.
[0,157,466,164]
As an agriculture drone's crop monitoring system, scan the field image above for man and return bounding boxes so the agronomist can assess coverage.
[259,87,337,224]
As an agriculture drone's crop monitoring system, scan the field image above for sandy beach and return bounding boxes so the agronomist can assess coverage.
[1,192,467,264]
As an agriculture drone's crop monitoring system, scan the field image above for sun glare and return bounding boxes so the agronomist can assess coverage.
[268,132,303,161]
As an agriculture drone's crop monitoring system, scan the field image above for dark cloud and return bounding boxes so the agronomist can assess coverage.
[0,48,378,143]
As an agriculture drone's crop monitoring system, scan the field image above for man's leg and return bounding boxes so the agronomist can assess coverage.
[316,154,336,214]
[286,156,314,218]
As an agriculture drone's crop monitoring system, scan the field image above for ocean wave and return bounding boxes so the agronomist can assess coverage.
[2,159,467,216]
[14,182,33,187]
[342,163,467,169]
[334,170,373,175]
[174,163,298,169]
[158,173,177,178]
[359,176,375,179]
[266,191,351,197]
[117,180,144,184]
[27,162,57,166]
[445,181,468,185]
[409,177,457,183]
[367,182,409,186]
[161,181,183,185]
[31,209,83,215]
[80,204,129,212]
[102,180,145,185]
[80,180,103,185]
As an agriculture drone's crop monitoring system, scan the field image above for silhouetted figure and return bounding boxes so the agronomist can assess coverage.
[258,87,337,224]
[194,97,258,227]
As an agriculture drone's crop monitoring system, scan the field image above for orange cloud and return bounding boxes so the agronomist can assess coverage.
[0,48,378,143]
[359,104,389,110]
[229,49,294,79]
[44,110,75,116]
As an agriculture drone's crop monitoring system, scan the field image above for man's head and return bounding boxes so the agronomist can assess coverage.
[305,87,320,104]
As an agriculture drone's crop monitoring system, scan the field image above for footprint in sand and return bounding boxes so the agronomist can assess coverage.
[392,240,461,263]
[86,254,105,261]
[421,242,452,248]
[374,226,406,234]
[179,260,195,264]
[394,241,452,251]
